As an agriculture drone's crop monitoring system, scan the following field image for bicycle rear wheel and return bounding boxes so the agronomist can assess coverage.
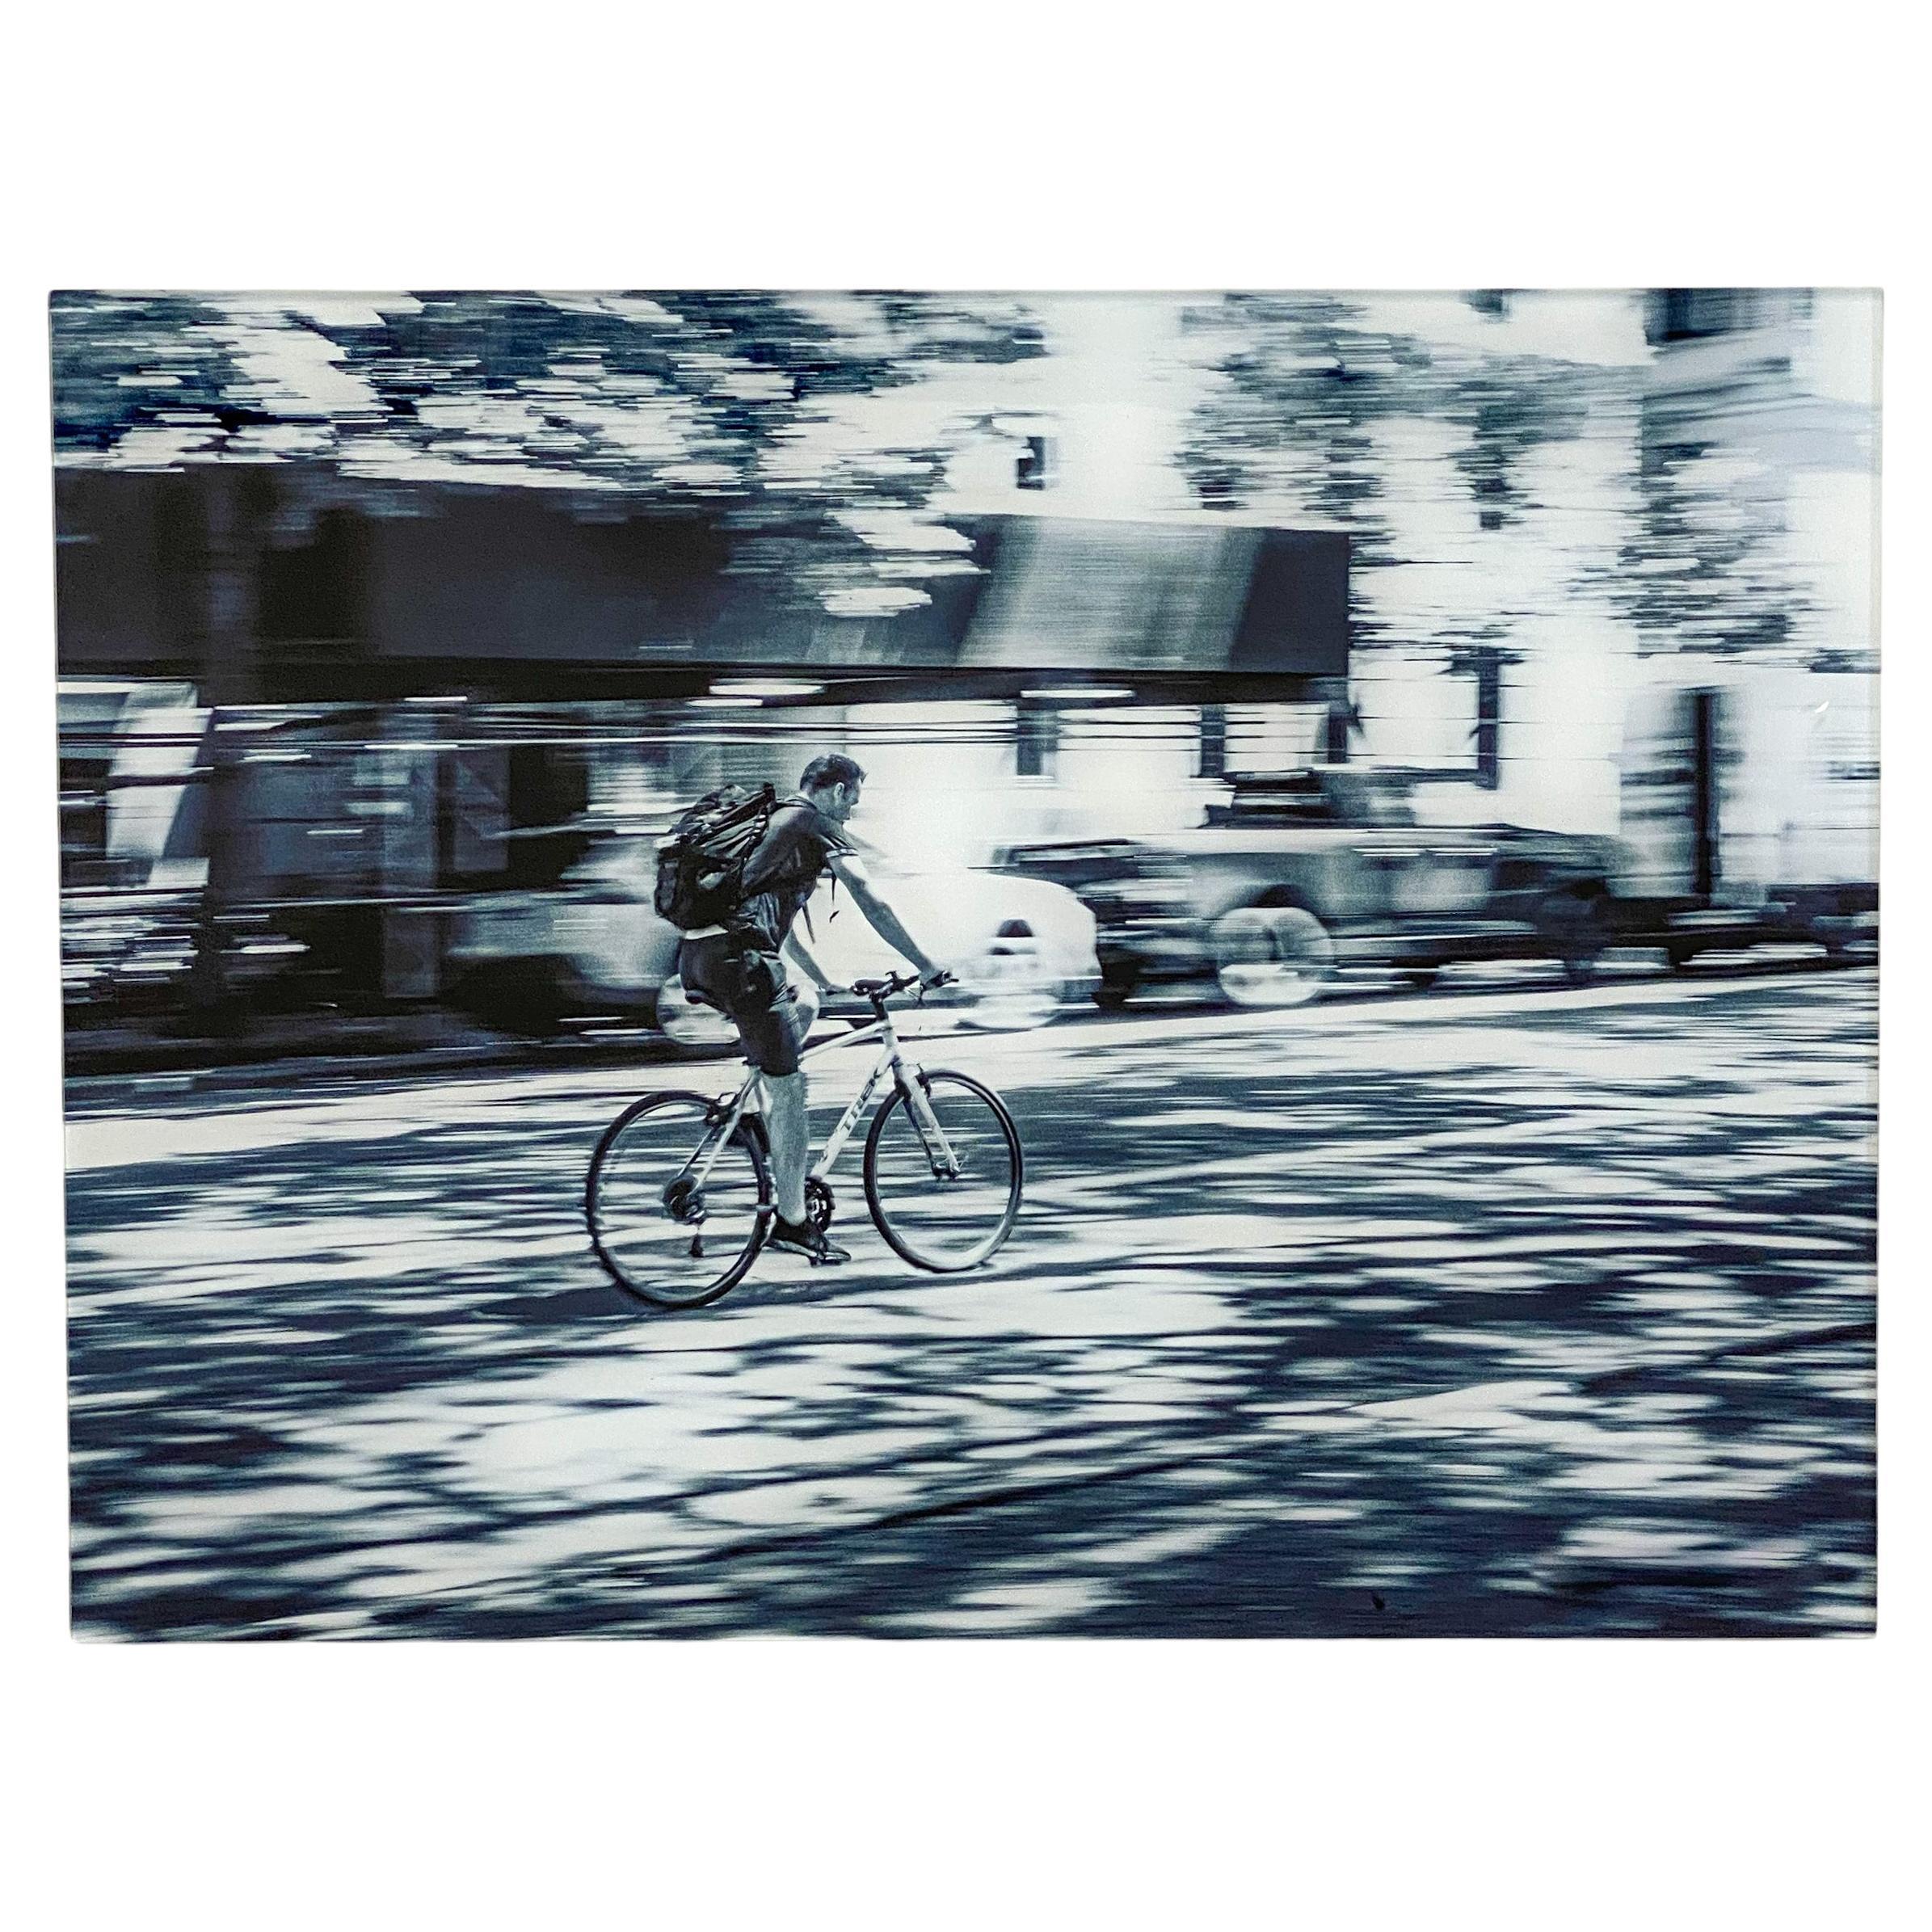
[587,1091,771,1309]
[863,1069,1022,1272]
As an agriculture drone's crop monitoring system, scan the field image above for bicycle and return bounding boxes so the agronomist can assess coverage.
[586,969,1024,1310]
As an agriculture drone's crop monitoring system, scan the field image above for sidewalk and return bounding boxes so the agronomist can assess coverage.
[61,1007,690,1095]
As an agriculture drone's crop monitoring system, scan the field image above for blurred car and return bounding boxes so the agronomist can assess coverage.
[778,849,1099,1035]
[997,767,1622,1008]
[447,834,664,1035]
[448,829,1098,1044]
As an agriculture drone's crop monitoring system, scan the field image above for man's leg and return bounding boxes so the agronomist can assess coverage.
[765,1068,810,1226]
[753,976,847,1261]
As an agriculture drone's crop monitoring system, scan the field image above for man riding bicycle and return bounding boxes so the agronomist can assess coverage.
[677,753,949,1265]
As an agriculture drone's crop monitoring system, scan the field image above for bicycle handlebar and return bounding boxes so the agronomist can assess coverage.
[847,968,956,1001]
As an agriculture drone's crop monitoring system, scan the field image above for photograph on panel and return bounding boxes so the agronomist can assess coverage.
[56,290,1877,1638]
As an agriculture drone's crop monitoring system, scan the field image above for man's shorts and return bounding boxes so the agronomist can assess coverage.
[678,934,810,1076]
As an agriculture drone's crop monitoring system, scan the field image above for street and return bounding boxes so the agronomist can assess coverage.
[65,967,1877,1639]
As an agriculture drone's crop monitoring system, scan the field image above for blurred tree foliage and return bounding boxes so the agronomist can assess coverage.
[51,290,1045,612]
[1178,292,1819,659]
[1181,295,1439,560]
[1178,295,1597,566]
[1611,405,1813,655]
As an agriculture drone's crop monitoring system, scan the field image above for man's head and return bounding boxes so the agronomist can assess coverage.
[799,752,865,824]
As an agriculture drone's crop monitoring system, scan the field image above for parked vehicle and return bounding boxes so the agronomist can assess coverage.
[1000,667,1877,1012]
[1000,766,1623,1008]
[450,831,1099,1042]
[1608,667,1877,968]
[781,850,1098,1033]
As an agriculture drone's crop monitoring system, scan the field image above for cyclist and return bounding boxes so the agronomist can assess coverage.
[678,753,949,1265]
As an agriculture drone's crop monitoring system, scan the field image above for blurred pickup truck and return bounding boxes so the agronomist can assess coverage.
[996,767,1624,1008]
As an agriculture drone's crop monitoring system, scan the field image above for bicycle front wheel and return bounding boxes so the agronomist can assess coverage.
[587,1091,771,1309]
[863,1070,1022,1272]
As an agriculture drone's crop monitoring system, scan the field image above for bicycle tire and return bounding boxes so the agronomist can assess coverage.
[586,1090,771,1309]
[863,1068,1022,1273]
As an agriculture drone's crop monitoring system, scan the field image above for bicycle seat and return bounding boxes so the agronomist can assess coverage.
[850,977,895,997]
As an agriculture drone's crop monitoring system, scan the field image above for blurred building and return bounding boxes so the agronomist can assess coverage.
[1159,289,1880,840]
[1634,287,1879,671]
[53,289,1880,1036]
[1502,288,1881,837]
[53,445,1352,1012]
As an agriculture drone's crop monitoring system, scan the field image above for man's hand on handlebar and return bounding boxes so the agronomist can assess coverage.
[839,967,968,1005]
[919,968,979,1010]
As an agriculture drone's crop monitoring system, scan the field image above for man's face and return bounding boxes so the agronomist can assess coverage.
[826,778,862,824]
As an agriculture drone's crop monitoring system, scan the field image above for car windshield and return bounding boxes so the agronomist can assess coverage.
[1001,842,1158,887]
[1328,770,1418,827]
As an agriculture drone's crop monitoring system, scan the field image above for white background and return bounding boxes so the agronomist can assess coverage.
[3,5,1923,1926]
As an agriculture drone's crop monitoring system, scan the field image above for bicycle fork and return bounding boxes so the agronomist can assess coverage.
[894,1059,966,1181]
[809,1048,964,1186]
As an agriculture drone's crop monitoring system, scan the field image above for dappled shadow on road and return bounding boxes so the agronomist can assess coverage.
[66,980,1875,1638]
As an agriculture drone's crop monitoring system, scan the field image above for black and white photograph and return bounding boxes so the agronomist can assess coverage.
[12,19,1925,1921]
[54,286,1879,1640]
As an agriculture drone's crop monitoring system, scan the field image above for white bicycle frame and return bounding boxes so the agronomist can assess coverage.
[681,1002,964,1200]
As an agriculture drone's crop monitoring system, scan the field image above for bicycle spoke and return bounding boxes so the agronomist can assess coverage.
[865,1071,1021,1272]
[587,1092,769,1308]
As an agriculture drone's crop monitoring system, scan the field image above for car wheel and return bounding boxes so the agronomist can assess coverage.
[1537,891,1609,986]
[1093,958,1140,1010]
[960,920,1066,1030]
[1209,903,1336,1008]
[452,959,572,1036]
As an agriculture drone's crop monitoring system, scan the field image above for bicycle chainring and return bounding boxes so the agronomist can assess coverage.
[804,1176,835,1235]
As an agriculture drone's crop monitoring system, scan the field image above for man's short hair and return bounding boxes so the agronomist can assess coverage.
[800,753,865,794]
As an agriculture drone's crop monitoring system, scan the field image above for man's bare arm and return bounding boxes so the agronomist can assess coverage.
[827,850,945,980]
[781,930,837,994]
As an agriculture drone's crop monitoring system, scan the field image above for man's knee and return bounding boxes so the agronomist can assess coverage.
[789,982,821,1041]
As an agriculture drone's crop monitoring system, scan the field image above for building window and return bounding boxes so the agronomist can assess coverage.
[1016,698,1058,779]
[1472,649,1501,789]
[1198,705,1227,780]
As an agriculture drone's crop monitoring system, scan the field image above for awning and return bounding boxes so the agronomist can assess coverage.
[56,465,1350,701]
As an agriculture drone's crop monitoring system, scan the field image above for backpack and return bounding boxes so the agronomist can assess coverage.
[653,782,777,931]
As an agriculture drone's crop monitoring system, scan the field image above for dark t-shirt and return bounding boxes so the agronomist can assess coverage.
[730,795,851,952]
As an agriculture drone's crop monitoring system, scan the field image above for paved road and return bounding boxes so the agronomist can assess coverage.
[65,970,1877,1638]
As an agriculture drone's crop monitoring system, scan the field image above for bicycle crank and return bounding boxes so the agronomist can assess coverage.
[805,1176,835,1234]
